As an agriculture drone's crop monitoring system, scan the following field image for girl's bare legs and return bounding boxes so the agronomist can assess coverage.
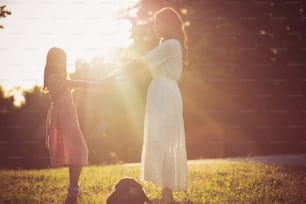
[67,165,83,198]
[69,165,82,187]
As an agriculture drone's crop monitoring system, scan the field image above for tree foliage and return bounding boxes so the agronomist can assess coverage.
[127,0,306,158]
[0,5,11,29]
[1,0,306,169]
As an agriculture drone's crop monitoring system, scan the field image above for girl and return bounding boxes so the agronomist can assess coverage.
[139,7,189,203]
[43,47,107,199]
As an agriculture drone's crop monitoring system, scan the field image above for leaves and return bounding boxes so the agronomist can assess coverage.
[0,5,12,29]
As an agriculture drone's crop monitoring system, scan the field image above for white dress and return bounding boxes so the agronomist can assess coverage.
[140,39,188,191]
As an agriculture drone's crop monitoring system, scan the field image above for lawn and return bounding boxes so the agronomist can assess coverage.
[0,160,305,203]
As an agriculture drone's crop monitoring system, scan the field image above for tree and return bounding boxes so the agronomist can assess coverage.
[0,5,11,29]
[125,0,306,158]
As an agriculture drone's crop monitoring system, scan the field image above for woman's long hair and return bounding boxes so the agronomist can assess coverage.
[154,7,189,66]
[42,47,67,92]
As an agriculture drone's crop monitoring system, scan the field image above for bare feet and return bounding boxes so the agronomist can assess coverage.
[161,187,174,203]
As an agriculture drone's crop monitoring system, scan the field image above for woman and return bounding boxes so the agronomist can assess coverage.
[139,7,189,203]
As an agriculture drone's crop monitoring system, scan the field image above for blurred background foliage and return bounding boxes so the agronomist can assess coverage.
[1,0,306,169]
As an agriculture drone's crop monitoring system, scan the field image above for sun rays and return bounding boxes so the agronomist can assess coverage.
[0,0,140,106]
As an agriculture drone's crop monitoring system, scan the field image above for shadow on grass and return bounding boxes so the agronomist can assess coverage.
[64,196,78,204]
[2,199,42,204]
[280,165,306,172]
[150,199,195,204]
[63,198,196,204]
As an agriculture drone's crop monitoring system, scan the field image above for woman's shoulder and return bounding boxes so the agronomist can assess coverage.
[162,39,180,45]
[161,39,182,54]
[162,39,181,50]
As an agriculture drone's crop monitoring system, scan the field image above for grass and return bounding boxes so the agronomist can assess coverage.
[0,160,305,203]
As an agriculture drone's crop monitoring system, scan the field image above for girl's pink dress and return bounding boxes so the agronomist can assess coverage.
[46,74,88,167]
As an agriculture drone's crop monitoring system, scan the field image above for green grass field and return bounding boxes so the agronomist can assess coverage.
[0,160,305,204]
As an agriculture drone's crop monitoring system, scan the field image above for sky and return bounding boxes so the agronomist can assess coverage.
[0,0,138,95]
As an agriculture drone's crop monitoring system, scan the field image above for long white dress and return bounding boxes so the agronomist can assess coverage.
[140,39,188,191]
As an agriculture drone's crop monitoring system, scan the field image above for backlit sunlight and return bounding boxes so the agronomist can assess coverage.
[0,0,139,106]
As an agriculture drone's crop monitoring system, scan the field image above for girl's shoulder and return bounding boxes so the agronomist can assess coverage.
[46,74,67,91]
[47,73,66,83]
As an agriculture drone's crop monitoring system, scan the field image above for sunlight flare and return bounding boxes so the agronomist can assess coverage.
[0,0,140,106]
[6,88,25,107]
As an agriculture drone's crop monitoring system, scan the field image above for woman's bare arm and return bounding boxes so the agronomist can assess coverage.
[123,58,149,79]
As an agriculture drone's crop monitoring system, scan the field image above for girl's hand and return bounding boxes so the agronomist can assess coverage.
[66,79,113,93]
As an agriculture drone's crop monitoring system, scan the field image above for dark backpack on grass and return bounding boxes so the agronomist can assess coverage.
[106,177,151,204]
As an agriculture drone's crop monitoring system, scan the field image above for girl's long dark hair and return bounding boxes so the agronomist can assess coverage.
[42,47,67,92]
[154,7,189,66]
